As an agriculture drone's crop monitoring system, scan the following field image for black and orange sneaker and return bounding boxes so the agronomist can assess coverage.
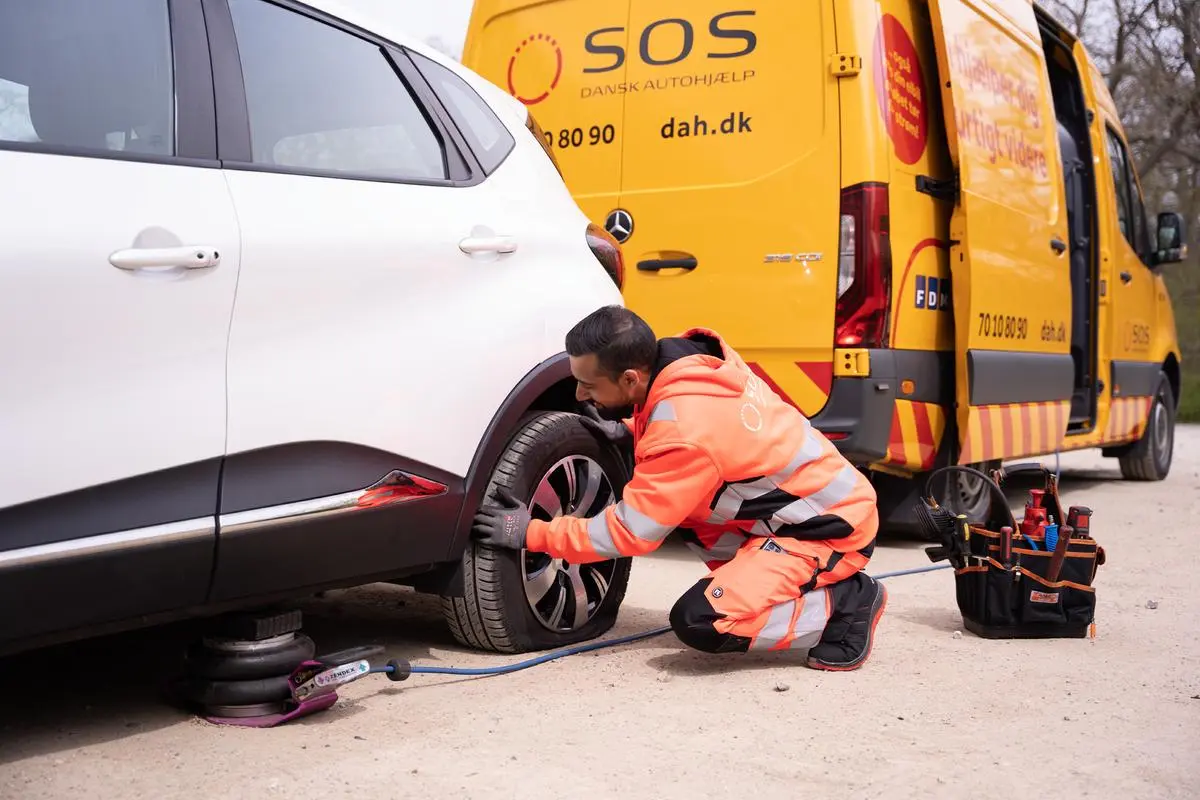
[806,572,888,672]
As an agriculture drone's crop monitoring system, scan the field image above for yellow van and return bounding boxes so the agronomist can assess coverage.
[462,0,1189,527]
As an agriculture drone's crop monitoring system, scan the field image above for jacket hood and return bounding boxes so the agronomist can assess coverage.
[641,328,750,410]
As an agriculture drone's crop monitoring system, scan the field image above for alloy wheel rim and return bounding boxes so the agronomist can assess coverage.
[1152,398,1171,466]
[520,455,619,633]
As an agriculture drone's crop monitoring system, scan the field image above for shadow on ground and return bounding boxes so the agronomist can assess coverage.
[0,464,1124,763]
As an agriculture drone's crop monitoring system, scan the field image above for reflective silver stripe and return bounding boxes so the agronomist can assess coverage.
[750,520,776,537]
[687,532,745,563]
[587,512,620,558]
[770,496,820,526]
[0,518,213,571]
[614,501,673,543]
[711,476,779,522]
[751,599,797,651]
[769,432,825,484]
[787,588,831,651]
[803,464,862,515]
[648,401,676,423]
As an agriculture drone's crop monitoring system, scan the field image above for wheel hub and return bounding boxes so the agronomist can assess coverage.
[520,454,619,633]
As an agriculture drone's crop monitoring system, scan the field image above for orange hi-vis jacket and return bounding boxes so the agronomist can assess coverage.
[524,329,879,566]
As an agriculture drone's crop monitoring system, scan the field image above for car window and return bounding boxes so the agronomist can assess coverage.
[1104,126,1151,265]
[409,50,515,175]
[227,0,448,182]
[0,0,174,156]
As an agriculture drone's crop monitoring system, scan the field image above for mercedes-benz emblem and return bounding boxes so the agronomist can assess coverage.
[604,209,634,243]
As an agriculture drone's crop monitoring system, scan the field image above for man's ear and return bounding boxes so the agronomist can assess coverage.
[620,368,641,388]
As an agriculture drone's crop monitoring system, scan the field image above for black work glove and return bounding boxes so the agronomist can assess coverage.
[472,486,531,550]
[577,404,633,448]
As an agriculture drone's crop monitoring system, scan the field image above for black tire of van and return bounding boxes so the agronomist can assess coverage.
[440,411,633,654]
[1119,373,1175,481]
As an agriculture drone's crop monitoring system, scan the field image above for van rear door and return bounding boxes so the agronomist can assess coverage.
[460,0,631,227]
[925,0,1076,463]
[616,1,842,418]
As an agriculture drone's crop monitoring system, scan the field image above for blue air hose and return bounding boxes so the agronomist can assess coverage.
[369,563,954,680]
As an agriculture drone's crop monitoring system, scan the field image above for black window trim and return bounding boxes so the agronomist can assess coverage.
[201,0,484,188]
[402,46,517,178]
[0,0,220,169]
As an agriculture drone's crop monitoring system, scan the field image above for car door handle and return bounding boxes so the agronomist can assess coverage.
[1050,237,1067,254]
[637,257,698,272]
[459,235,518,255]
[1120,270,1133,284]
[109,246,220,270]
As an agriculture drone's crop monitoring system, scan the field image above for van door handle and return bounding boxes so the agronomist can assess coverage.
[637,257,698,272]
[459,235,518,255]
[1050,237,1067,254]
[1120,270,1133,284]
[109,246,220,270]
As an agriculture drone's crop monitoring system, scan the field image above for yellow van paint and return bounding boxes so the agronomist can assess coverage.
[463,0,1184,476]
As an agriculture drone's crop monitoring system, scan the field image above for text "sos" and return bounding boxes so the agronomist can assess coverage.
[585,11,758,74]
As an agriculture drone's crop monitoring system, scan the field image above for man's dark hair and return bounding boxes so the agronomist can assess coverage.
[565,305,658,379]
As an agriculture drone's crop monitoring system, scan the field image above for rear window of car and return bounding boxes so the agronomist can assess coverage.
[409,50,515,175]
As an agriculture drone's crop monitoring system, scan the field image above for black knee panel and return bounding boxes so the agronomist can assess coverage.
[669,579,751,654]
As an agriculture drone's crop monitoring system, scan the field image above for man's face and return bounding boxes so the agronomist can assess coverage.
[570,353,646,419]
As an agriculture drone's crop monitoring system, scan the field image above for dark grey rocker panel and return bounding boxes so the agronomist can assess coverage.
[0,518,215,644]
[1110,360,1162,398]
[0,459,222,551]
[811,349,952,465]
[968,350,1075,406]
[208,454,465,603]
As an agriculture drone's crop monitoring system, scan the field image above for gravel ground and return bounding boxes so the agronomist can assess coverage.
[2,426,1198,799]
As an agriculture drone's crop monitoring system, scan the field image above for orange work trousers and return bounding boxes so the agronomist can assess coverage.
[668,530,872,654]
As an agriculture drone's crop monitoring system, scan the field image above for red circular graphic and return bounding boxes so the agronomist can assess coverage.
[873,15,928,165]
[507,33,563,106]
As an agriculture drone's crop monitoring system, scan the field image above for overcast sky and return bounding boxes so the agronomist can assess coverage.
[343,0,474,55]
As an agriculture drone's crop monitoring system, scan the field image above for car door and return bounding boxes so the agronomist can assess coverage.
[1098,122,1162,437]
[925,0,1076,464]
[205,0,547,600]
[0,0,238,646]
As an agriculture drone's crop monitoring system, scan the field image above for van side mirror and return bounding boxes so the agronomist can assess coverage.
[1154,212,1187,266]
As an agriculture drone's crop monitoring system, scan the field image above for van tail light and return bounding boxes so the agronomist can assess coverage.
[526,111,564,179]
[835,182,892,348]
[586,223,625,289]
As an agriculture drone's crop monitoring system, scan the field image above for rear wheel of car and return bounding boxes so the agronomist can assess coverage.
[440,411,632,654]
[922,458,1001,529]
[1119,373,1175,481]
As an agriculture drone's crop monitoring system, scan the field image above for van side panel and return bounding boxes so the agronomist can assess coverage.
[461,0,633,227]
[616,1,842,420]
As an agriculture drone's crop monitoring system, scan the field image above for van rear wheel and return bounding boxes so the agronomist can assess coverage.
[1118,374,1175,481]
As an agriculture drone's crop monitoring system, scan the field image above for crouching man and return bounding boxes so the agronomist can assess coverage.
[473,306,887,671]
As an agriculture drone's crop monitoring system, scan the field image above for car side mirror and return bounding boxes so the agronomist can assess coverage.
[1154,212,1187,266]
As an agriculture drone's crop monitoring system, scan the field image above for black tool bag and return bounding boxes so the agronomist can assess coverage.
[916,463,1105,639]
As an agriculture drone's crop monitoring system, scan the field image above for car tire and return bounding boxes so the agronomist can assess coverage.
[183,633,316,681]
[1119,373,1175,481]
[441,411,633,654]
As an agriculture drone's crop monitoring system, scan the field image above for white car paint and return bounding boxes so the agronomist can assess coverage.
[0,0,621,511]
[0,152,242,507]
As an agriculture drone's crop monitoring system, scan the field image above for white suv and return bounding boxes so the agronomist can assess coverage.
[0,0,631,657]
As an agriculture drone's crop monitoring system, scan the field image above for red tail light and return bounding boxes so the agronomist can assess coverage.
[586,222,625,289]
[835,183,892,348]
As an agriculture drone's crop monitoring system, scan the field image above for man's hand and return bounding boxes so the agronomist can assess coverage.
[577,404,633,448]
[472,486,531,550]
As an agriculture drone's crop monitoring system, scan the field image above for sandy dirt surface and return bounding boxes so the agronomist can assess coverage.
[2,428,1198,799]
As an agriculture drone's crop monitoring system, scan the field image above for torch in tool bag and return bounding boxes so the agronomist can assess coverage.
[915,463,1105,640]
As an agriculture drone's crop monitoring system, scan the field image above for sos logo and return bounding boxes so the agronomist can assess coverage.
[583,11,757,73]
